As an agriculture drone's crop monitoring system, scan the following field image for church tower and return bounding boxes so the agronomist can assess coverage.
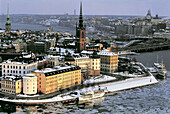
[5,6,11,32]
[145,10,152,21]
[76,1,86,52]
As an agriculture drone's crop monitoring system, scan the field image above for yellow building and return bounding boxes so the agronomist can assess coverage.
[98,51,118,73]
[1,76,22,95]
[31,64,81,94]
[23,74,37,95]
[65,53,100,76]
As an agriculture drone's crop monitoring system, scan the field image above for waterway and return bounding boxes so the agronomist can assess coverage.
[0,23,169,113]
[0,22,76,35]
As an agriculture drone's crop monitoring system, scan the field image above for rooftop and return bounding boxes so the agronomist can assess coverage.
[23,74,37,79]
[33,64,81,77]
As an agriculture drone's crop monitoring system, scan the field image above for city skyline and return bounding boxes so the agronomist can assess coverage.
[0,0,169,17]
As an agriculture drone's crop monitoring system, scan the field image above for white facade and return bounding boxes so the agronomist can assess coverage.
[2,60,37,77]
[23,74,37,95]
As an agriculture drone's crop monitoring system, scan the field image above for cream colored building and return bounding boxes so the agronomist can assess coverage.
[1,76,22,95]
[23,74,37,95]
[98,51,118,73]
[65,54,100,76]
[2,60,37,77]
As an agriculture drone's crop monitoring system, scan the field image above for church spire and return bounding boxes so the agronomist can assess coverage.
[5,5,11,32]
[7,6,10,19]
[79,1,83,28]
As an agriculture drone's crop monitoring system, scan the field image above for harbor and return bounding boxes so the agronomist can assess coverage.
[0,61,159,105]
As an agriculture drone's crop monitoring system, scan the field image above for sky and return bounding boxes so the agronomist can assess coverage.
[0,0,170,17]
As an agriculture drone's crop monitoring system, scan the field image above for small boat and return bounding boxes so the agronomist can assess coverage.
[78,87,106,102]
[146,67,158,76]
[154,63,167,79]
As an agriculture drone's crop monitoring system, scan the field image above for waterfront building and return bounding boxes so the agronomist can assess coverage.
[31,64,81,94]
[1,76,22,95]
[76,2,86,52]
[23,74,37,95]
[2,60,37,77]
[5,7,11,32]
[98,51,118,73]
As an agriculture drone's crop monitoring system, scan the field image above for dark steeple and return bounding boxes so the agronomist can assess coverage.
[79,1,83,28]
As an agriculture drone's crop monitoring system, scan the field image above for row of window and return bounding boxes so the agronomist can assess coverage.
[3,65,36,69]
[1,84,15,89]
[1,89,15,93]
[3,70,29,74]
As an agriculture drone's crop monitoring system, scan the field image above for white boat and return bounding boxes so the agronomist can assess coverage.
[146,67,158,76]
[78,87,106,102]
[154,63,167,78]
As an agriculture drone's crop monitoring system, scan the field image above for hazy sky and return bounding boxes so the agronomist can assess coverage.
[0,0,170,16]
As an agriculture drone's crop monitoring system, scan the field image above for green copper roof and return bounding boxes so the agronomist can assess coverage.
[7,7,9,18]
[6,7,11,25]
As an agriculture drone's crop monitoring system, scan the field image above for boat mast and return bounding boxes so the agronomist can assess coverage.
[157,55,159,63]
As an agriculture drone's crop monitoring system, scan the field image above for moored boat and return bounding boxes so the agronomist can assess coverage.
[78,87,106,102]
[154,63,167,79]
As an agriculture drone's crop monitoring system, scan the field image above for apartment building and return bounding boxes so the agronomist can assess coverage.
[65,53,100,76]
[23,74,37,95]
[1,76,22,95]
[2,60,37,77]
[98,51,118,73]
[31,64,81,94]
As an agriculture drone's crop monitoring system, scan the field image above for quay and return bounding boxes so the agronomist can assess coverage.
[0,75,158,105]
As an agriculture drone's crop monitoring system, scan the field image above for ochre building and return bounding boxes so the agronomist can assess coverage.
[31,65,81,94]
[1,76,22,95]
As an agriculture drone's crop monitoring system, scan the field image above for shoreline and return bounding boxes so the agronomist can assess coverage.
[0,75,158,105]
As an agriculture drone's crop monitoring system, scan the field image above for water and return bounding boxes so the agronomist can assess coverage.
[0,74,169,113]
[0,23,170,113]
[0,21,75,35]
[132,50,170,71]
